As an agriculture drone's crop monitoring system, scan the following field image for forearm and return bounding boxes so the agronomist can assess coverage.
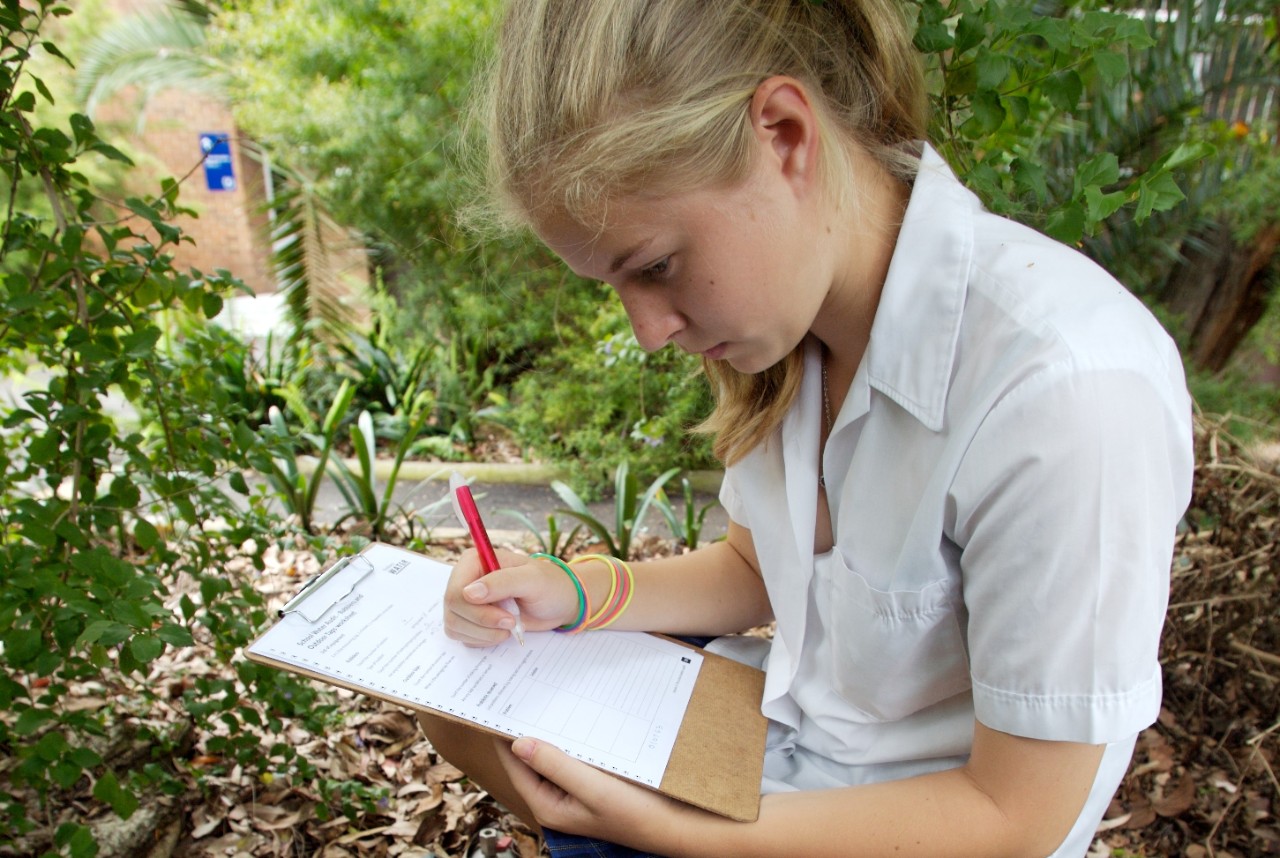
[572,529,772,635]
[630,726,1103,858]
[642,767,1071,858]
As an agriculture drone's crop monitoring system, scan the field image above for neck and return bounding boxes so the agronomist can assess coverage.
[811,152,910,383]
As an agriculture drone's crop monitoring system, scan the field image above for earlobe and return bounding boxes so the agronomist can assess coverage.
[749,76,819,189]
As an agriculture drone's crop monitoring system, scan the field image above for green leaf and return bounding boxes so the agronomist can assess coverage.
[1084,186,1127,224]
[1073,153,1120,196]
[976,54,1011,91]
[52,761,87,789]
[133,518,160,550]
[34,730,68,761]
[129,634,163,665]
[122,326,161,358]
[89,140,134,164]
[92,770,139,820]
[1043,69,1083,113]
[228,470,250,494]
[202,291,224,318]
[71,549,133,588]
[953,13,985,56]
[68,747,103,768]
[70,113,93,147]
[1092,51,1129,88]
[1152,141,1217,173]
[125,197,162,223]
[1135,171,1186,223]
[156,623,194,647]
[4,628,43,667]
[913,1,953,53]
[1044,202,1085,246]
[78,620,131,648]
[1023,17,1073,52]
[33,75,54,105]
[14,706,55,736]
[41,40,72,64]
[963,90,1005,137]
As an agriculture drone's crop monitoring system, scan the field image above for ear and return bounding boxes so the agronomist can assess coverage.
[749,76,820,193]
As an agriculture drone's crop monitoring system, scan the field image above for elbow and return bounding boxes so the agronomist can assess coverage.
[959,769,1083,858]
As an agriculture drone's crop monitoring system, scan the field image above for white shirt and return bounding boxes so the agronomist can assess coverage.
[714,144,1194,856]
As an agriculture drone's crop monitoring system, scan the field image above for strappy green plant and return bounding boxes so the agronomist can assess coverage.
[551,462,680,560]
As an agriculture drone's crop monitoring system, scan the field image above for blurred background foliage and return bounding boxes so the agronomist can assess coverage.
[3,0,1278,852]
[69,0,1280,489]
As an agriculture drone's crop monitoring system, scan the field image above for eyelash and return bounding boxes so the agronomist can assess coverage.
[638,257,671,282]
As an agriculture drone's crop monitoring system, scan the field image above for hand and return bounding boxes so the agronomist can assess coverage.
[496,736,693,849]
[443,549,580,646]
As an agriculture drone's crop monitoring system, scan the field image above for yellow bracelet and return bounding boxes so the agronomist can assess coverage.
[591,557,634,630]
[571,554,619,628]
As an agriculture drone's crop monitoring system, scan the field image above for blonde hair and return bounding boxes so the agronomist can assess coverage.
[470,0,927,464]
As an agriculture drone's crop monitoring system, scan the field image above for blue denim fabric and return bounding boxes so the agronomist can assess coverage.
[543,830,665,857]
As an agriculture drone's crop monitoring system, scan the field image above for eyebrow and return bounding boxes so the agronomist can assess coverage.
[609,239,654,274]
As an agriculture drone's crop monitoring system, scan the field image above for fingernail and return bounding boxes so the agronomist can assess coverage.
[498,617,514,630]
[463,581,487,600]
[512,737,535,760]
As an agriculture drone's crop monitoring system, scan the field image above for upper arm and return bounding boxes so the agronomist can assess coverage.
[964,722,1105,856]
[725,520,762,579]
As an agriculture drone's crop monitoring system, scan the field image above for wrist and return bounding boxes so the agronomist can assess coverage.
[569,554,635,631]
[573,557,615,615]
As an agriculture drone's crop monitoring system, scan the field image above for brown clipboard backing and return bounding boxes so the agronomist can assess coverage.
[246,602,767,822]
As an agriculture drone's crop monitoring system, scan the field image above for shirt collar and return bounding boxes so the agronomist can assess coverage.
[864,143,977,432]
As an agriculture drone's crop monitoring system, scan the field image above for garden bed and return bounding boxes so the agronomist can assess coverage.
[1,420,1276,858]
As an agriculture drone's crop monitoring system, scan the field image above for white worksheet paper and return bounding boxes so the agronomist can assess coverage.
[248,543,703,787]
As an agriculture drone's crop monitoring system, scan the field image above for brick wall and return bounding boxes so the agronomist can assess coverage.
[92,0,371,313]
[96,88,274,293]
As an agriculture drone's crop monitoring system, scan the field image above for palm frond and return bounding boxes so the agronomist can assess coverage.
[75,5,226,122]
[262,158,367,344]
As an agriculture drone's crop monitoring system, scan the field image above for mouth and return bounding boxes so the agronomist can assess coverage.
[699,343,729,360]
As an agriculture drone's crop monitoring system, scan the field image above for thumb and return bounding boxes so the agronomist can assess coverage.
[509,736,595,794]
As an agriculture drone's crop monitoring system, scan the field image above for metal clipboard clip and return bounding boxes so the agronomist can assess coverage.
[278,552,376,624]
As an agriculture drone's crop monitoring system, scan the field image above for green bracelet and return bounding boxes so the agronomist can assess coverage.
[531,553,587,632]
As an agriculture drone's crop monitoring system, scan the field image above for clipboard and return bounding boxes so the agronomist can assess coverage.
[245,543,768,822]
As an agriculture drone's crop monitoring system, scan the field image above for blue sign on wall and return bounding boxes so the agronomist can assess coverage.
[200,133,236,192]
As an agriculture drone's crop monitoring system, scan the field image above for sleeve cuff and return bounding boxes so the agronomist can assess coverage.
[972,664,1163,744]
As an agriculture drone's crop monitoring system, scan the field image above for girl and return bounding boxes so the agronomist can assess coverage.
[419,2,1194,856]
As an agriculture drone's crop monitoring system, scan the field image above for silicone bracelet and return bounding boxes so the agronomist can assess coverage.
[572,554,620,628]
[591,557,634,630]
[531,553,588,632]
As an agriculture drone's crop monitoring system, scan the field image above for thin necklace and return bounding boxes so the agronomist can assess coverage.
[820,344,831,489]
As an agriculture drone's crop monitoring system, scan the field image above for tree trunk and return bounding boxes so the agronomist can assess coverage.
[1164,219,1280,373]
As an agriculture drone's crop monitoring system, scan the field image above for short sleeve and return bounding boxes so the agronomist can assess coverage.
[719,463,750,527]
[951,360,1193,744]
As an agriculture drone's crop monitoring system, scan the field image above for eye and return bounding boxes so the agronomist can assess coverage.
[637,256,671,283]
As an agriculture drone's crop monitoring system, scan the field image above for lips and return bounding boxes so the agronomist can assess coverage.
[700,343,729,360]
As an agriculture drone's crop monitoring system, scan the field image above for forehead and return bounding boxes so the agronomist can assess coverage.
[532,196,673,277]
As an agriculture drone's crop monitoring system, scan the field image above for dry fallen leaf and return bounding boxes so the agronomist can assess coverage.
[1153,776,1196,817]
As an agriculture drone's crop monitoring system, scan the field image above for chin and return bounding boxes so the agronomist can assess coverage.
[726,354,775,375]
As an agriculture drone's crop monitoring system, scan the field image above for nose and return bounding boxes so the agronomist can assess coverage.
[613,286,685,352]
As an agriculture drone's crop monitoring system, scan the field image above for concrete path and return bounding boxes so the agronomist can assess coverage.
[306,461,730,550]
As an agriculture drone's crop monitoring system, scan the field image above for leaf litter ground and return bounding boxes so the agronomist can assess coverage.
[2,416,1277,857]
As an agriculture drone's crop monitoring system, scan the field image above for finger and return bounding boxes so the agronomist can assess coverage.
[445,616,513,647]
[495,738,578,829]
[493,547,528,568]
[443,550,520,644]
[444,597,516,645]
[508,736,603,799]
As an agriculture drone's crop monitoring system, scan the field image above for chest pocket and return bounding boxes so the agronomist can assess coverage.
[819,553,971,721]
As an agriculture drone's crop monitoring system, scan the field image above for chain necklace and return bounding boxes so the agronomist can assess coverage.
[820,344,831,489]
